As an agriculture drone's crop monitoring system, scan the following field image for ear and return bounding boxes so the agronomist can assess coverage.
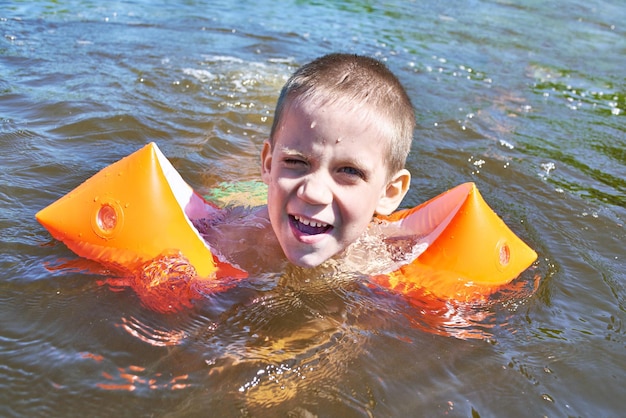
[261,140,272,185]
[375,169,411,216]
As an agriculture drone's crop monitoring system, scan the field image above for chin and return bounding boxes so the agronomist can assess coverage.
[285,251,334,269]
[287,257,324,269]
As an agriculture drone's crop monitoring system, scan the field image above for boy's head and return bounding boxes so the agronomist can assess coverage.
[262,53,415,268]
[269,53,415,178]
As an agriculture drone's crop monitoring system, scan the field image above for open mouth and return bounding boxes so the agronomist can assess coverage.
[290,215,332,235]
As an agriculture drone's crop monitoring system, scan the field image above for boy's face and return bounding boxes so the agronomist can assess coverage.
[262,99,410,268]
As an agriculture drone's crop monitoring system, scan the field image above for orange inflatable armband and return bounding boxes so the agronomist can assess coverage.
[373,183,537,302]
[36,142,243,279]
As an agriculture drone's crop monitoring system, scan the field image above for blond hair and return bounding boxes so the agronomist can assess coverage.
[269,53,415,176]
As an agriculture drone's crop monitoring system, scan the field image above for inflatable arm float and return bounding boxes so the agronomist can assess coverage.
[373,183,537,301]
[36,142,244,279]
[37,143,537,302]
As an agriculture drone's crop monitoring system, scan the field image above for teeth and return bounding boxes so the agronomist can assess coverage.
[294,215,328,228]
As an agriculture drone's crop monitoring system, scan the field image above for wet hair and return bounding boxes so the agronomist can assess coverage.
[269,53,415,176]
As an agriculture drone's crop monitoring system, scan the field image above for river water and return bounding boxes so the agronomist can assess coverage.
[1,0,624,416]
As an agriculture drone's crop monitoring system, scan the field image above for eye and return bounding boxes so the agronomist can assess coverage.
[283,157,308,167]
[339,166,366,179]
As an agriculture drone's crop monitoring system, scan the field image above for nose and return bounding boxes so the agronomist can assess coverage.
[296,173,333,205]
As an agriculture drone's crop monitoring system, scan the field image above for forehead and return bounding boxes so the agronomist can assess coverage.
[278,97,392,149]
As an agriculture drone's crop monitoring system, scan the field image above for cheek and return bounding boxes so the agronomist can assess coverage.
[340,193,377,228]
[266,179,291,215]
[273,176,299,198]
[267,172,287,194]
[344,186,381,212]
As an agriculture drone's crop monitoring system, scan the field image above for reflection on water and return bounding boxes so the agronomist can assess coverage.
[2,0,625,416]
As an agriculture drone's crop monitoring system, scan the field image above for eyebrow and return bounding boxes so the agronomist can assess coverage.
[279,146,304,156]
[278,146,313,161]
[278,145,376,175]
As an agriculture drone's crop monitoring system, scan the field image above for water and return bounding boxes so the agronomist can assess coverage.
[1,0,624,416]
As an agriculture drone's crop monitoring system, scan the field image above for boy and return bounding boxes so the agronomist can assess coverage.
[203,53,415,272]
[261,53,414,268]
